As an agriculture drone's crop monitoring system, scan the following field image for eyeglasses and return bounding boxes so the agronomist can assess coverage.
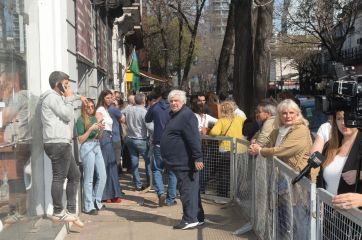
[87,105,95,109]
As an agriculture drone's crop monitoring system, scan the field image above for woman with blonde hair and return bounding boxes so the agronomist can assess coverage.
[76,99,107,214]
[209,100,246,197]
[249,99,315,181]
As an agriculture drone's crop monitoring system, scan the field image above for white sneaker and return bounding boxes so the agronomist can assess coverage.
[51,212,77,223]
[173,221,199,230]
[67,212,84,228]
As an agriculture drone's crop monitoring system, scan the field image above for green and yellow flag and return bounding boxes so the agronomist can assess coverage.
[130,50,140,92]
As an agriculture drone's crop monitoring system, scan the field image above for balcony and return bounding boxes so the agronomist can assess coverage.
[340,46,362,64]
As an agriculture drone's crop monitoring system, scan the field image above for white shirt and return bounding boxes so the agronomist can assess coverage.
[317,122,332,143]
[194,113,217,131]
[323,155,347,195]
[96,106,113,131]
[275,126,290,147]
[234,108,247,119]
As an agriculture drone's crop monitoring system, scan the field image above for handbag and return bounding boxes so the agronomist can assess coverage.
[222,118,234,136]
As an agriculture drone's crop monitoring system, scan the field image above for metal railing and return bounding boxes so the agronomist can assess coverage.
[199,136,362,240]
[316,188,362,240]
[200,135,235,202]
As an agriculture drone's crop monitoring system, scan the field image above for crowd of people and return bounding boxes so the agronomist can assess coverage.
[15,70,361,230]
[37,72,362,229]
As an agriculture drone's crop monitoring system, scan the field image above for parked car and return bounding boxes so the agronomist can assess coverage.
[297,96,328,136]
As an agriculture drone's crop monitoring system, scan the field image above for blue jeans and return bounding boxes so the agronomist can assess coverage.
[100,131,122,200]
[125,137,151,188]
[80,141,107,212]
[152,145,177,204]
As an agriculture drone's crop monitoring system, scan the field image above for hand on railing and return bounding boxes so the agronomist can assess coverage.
[332,193,362,209]
[248,143,261,156]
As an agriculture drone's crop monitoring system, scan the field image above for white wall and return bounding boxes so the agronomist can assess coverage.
[24,0,80,216]
[342,11,362,50]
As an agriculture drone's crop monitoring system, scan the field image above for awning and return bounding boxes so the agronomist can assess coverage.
[140,71,169,83]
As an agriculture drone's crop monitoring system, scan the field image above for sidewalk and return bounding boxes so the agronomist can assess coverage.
[63,172,256,240]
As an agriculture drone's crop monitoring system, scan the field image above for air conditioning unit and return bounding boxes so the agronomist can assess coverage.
[357,38,362,45]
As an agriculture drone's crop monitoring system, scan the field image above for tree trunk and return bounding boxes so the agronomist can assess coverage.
[216,0,235,97]
[156,3,169,76]
[177,1,183,86]
[181,27,198,91]
[233,0,254,116]
[253,1,274,105]
[180,0,207,92]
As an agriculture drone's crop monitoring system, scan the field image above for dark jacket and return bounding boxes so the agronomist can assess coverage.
[317,131,362,194]
[108,105,122,142]
[145,99,170,145]
[160,105,203,171]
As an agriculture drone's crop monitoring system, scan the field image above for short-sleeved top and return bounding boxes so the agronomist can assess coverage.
[76,116,99,140]
[96,106,113,131]
[317,122,331,143]
[194,113,217,131]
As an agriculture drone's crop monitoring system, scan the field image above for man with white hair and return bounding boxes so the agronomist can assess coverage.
[160,90,205,230]
[251,100,277,147]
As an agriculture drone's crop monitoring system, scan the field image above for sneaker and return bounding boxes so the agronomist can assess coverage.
[66,211,85,228]
[158,193,166,207]
[135,186,146,191]
[165,200,177,207]
[72,216,84,228]
[197,221,205,226]
[94,202,106,211]
[51,212,77,223]
[173,221,199,230]
[3,213,25,224]
[82,209,98,215]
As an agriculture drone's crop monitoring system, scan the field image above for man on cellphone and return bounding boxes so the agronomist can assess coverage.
[40,71,87,226]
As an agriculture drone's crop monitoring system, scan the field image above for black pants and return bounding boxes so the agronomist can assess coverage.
[44,143,80,214]
[216,152,230,198]
[173,169,204,223]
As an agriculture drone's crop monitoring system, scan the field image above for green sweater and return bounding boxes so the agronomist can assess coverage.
[76,116,99,140]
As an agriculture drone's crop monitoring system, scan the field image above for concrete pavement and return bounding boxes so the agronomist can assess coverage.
[63,172,256,240]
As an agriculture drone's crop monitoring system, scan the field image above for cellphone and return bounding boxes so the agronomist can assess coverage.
[57,82,66,93]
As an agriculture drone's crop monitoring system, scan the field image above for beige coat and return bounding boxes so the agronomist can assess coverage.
[260,120,317,182]
[253,116,276,147]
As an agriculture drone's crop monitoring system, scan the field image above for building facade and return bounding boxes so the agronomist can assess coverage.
[209,0,230,37]
[0,0,142,238]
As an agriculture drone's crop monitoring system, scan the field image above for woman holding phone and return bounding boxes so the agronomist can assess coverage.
[76,99,107,214]
[96,90,122,203]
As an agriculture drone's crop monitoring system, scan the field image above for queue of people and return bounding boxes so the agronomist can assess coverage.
[21,69,362,232]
